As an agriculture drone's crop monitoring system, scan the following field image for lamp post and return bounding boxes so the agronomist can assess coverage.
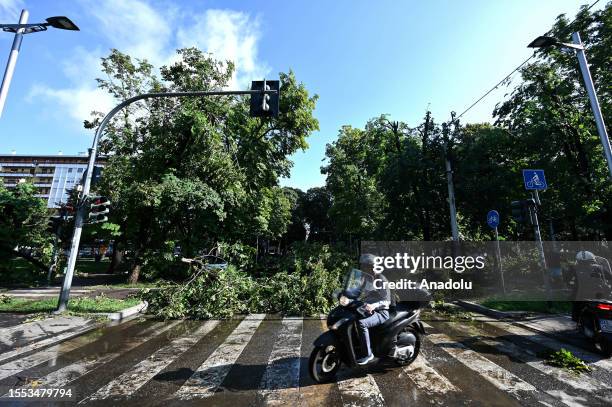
[528,33,612,180]
[0,10,79,118]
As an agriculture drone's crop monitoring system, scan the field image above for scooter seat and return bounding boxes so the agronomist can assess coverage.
[378,303,417,329]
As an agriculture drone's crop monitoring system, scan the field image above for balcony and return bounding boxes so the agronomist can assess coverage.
[0,173,32,177]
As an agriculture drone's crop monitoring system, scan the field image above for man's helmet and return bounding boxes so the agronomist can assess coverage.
[359,253,382,274]
[576,251,596,262]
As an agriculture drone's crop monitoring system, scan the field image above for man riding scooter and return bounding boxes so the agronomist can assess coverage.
[355,254,391,365]
[571,250,612,356]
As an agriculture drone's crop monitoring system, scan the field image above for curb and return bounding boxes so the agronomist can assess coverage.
[107,301,148,321]
[455,300,529,319]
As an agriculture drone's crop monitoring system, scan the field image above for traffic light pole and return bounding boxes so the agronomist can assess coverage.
[56,88,277,312]
[529,190,551,300]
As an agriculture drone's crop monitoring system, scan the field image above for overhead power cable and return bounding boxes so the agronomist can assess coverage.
[451,0,602,123]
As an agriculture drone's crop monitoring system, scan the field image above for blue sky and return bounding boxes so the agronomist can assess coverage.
[0,0,601,190]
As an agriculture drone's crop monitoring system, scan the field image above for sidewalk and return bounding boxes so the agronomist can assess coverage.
[1,286,140,300]
[0,314,99,357]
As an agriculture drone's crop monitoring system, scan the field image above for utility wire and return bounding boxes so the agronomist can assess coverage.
[451,0,602,123]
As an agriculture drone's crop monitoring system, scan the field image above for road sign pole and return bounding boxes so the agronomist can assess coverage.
[494,226,505,295]
[529,191,550,300]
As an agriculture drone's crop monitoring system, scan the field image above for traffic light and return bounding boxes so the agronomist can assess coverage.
[87,196,111,224]
[81,165,103,187]
[511,199,537,225]
[47,216,61,235]
[250,79,280,117]
[511,200,527,224]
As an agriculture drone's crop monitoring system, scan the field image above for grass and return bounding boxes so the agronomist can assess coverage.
[480,298,572,314]
[73,260,112,274]
[0,295,141,314]
[428,300,475,322]
[89,282,167,289]
[544,348,591,374]
[477,291,572,314]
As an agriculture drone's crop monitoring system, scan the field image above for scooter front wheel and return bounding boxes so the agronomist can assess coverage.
[309,345,341,383]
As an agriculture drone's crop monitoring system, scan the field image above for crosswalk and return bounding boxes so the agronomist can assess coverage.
[1,313,611,406]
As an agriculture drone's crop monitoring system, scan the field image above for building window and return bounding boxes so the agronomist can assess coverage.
[68,168,73,173]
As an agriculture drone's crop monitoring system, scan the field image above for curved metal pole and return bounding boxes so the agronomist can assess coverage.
[0,9,28,119]
[57,88,273,312]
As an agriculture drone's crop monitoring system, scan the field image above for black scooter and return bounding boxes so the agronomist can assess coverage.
[309,292,427,383]
[577,300,612,357]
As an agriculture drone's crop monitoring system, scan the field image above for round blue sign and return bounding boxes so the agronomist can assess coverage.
[487,210,500,229]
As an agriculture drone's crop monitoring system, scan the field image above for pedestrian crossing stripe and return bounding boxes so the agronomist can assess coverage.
[422,323,536,394]
[174,314,265,400]
[258,317,303,406]
[0,321,178,398]
[1,316,611,405]
[83,320,219,401]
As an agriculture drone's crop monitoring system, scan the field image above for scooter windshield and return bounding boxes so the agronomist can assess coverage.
[342,268,390,303]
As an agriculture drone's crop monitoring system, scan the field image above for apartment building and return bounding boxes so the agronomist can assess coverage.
[0,153,105,208]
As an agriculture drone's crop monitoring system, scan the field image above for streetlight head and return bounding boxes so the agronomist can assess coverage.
[527,35,560,48]
[45,16,79,31]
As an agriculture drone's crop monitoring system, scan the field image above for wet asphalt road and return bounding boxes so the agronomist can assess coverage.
[0,312,611,407]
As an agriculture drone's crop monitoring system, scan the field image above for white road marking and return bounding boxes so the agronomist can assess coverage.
[259,317,303,406]
[479,336,609,393]
[336,373,386,407]
[422,322,535,395]
[174,314,265,400]
[83,321,218,401]
[0,321,178,397]
[545,390,591,407]
[314,317,385,407]
[400,354,457,395]
[472,314,612,373]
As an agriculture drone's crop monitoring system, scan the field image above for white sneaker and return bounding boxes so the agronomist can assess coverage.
[356,353,374,365]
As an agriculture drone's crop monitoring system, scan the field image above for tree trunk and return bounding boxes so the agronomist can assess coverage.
[128,263,141,284]
[107,243,123,274]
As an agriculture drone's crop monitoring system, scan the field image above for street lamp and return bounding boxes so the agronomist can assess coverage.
[528,33,612,180]
[0,10,79,118]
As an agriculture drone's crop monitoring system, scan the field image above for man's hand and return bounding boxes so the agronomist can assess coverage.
[364,303,376,314]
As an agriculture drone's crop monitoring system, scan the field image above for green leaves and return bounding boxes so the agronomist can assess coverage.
[89,48,319,281]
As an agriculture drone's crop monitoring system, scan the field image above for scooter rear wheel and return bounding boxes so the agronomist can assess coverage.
[309,345,341,383]
[394,328,420,366]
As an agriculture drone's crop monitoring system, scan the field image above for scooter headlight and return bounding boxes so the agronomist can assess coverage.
[339,295,352,306]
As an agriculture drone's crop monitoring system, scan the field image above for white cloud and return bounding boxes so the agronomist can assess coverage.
[176,9,269,88]
[83,0,175,65]
[0,0,24,21]
[30,1,268,131]
[29,84,115,124]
